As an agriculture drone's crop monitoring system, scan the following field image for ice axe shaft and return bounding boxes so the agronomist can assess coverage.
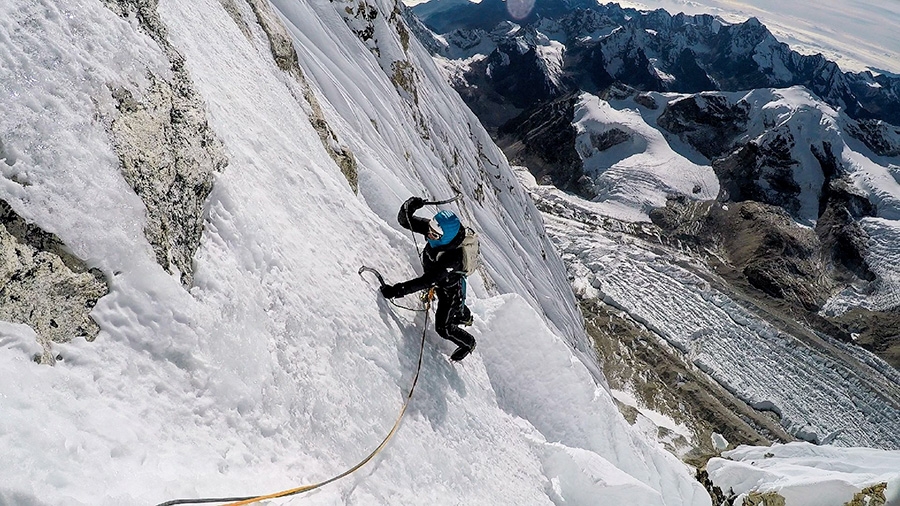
[423,193,462,206]
[358,266,386,287]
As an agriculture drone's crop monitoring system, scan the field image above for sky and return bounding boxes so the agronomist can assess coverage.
[1,0,899,504]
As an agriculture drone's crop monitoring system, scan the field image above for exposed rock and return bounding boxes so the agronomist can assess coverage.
[696,467,732,506]
[108,72,225,288]
[103,0,227,288]
[336,0,379,54]
[596,26,665,91]
[712,131,803,216]
[589,127,630,152]
[391,59,419,104]
[246,0,298,72]
[219,0,252,39]
[828,309,900,369]
[813,143,876,282]
[101,0,169,48]
[481,40,567,110]
[846,119,900,157]
[634,92,658,110]
[0,200,108,365]
[743,491,786,506]
[496,93,588,196]
[657,94,750,159]
[845,482,888,506]
[655,198,830,311]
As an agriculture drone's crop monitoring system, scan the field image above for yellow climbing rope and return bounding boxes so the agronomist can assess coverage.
[157,288,435,506]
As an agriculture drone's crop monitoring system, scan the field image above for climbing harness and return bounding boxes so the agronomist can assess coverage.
[155,283,435,506]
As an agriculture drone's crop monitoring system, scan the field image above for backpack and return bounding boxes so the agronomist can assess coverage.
[459,227,479,276]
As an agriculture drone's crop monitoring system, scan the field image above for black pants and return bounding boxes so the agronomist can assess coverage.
[434,281,475,349]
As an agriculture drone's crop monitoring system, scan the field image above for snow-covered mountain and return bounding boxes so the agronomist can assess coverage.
[0,0,727,504]
[612,0,900,76]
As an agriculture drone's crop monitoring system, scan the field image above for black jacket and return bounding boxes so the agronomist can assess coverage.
[393,199,466,296]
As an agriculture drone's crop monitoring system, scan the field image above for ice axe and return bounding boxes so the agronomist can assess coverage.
[422,193,462,206]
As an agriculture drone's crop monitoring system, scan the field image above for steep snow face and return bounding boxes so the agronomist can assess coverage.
[534,37,566,88]
[0,0,712,505]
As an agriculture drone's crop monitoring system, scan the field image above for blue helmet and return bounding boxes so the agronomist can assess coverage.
[427,210,461,248]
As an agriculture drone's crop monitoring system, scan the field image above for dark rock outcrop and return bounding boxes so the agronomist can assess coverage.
[0,200,108,364]
[496,93,587,195]
[650,198,830,311]
[657,94,751,159]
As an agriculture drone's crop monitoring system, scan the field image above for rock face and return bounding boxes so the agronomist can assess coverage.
[109,75,225,288]
[708,202,826,308]
[657,94,751,160]
[0,200,108,364]
[496,93,586,195]
[846,119,900,158]
[103,0,227,288]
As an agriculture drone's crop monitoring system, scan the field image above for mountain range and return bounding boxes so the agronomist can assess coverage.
[409,0,900,365]
[411,0,900,126]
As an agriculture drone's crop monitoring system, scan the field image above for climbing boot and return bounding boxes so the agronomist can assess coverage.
[450,342,475,362]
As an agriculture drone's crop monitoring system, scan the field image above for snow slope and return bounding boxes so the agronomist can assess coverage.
[0,0,711,505]
[572,92,719,221]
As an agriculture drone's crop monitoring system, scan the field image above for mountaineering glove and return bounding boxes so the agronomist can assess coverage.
[404,196,426,211]
[380,283,403,299]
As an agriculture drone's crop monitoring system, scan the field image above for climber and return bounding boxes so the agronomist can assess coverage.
[380,197,477,361]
